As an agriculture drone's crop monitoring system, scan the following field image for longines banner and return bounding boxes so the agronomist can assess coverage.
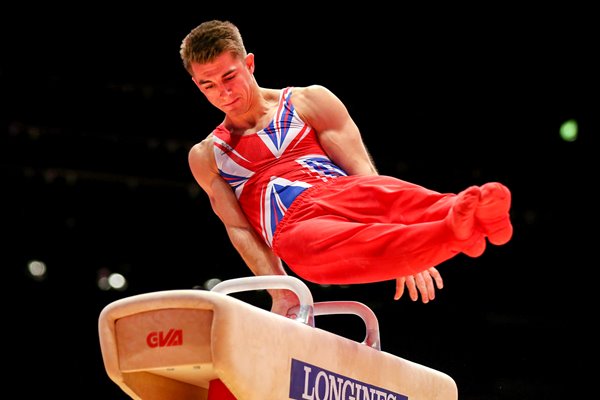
[289,358,408,400]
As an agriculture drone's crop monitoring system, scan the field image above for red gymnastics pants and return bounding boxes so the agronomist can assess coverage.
[271,175,486,284]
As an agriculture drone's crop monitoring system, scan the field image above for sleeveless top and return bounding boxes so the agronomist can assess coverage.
[212,87,347,247]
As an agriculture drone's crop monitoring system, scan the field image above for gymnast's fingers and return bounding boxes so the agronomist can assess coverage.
[413,272,431,303]
[405,275,419,301]
[394,277,406,300]
[428,267,444,289]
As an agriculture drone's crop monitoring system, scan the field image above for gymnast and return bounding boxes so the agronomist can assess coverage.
[179,19,513,318]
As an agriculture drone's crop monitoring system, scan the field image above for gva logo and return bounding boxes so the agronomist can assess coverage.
[146,328,183,348]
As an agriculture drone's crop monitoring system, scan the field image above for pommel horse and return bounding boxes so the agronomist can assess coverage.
[98,276,458,399]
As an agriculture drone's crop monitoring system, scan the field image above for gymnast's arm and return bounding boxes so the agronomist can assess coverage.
[292,85,376,176]
[292,85,443,303]
[188,135,299,315]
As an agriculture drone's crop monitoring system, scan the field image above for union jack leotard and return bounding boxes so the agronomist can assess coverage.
[212,87,347,247]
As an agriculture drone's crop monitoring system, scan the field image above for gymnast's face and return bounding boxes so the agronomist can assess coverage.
[190,52,256,115]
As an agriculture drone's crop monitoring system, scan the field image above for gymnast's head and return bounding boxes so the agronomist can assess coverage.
[180,20,247,77]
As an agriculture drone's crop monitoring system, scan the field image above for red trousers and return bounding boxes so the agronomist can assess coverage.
[272,175,484,284]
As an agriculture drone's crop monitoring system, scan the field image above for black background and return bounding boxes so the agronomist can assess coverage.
[4,4,596,399]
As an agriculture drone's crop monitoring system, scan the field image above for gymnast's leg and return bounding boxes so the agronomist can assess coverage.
[272,176,490,284]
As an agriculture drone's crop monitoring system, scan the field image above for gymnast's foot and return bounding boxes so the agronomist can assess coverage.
[476,182,513,245]
[462,235,486,258]
[447,186,480,241]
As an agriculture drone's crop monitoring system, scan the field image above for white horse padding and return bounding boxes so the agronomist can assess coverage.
[98,276,458,399]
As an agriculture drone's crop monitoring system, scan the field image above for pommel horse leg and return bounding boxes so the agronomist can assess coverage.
[98,276,458,399]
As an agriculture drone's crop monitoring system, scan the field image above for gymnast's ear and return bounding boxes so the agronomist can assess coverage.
[245,53,255,74]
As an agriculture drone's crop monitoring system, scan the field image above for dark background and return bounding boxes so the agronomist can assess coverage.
[4,5,596,399]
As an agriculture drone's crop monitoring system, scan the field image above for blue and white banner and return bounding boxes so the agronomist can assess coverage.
[289,358,408,400]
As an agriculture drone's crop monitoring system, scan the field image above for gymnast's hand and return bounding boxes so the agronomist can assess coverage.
[394,267,444,303]
[269,288,301,318]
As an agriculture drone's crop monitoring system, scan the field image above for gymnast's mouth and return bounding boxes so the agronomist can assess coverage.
[221,98,240,108]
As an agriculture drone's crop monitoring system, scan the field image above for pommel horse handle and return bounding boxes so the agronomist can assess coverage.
[211,276,381,350]
[313,301,381,350]
[211,275,314,326]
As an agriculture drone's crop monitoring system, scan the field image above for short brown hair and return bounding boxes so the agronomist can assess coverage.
[180,20,247,76]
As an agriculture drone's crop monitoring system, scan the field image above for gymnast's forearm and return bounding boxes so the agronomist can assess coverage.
[226,226,287,277]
